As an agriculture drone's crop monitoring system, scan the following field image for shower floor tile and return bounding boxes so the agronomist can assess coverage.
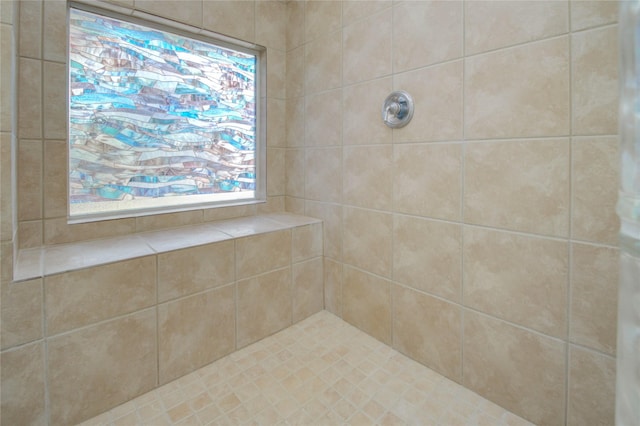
[79,311,533,426]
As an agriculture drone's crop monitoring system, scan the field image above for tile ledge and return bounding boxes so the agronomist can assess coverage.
[13,213,322,282]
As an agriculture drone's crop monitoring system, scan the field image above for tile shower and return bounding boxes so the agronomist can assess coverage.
[0,1,619,426]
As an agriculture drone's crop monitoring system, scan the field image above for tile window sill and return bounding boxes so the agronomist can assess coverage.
[14,213,321,282]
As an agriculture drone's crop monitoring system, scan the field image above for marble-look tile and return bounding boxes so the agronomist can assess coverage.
[286,96,305,147]
[236,229,291,280]
[18,58,41,139]
[255,1,286,50]
[305,31,342,95]
[571,0,618,31]
[268,147,286,196]
[292,257,323,323]
[465,1,568,55]
[0,134,13,241]
[13,247,42,282]
[262,212,321,227]
[305,0,341,43]
[287,0,304,50]
[285,148,305,198]
[137,0,203,29]
[343,77,392,146]
[158,285,235,384]
[305,147,342,203]
[393,285,462,382]
[324,257,342,317]
[267,98,286,147]
[43,235,154,276]
[342,266,391,345]
[343,145,392,211]
[292,222,323,263]
[135,210,203,233]
[0,24,12,132]
[572,25,618,135]
[210,215,287,237]
[393,60,463,143]
[158,240,234,302]
[237,267,292,348]
[463,311,566,426]
[393,142,462,221]
[43,139,66,219]
[47,309,157,426]
[464,227,568,337]
[44,217,136,245]
[570,243,618,355]
[43,62,66,139]
[305,89,342,147]
[465,37,570,139]
[18,0,41,58]
[343,9,391,85]
[567,345,615,426]
[393,215,461,302]
[18,220,43,249]
[286,48,305,100]
[141,223,230,253]
[0,342,46,426]
[43,0,66,62]
[343,1,391,26]
[304,200,342,261]
[45,256,156,335]
[393,0,462,72]
[17,139,42,221]
[572,136,619,245]
[1,278,42,349]
[202,203,256,222]
[464,139,570,237]
[343,207,392,278]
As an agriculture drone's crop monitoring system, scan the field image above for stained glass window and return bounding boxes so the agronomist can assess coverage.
[68,5,265,222]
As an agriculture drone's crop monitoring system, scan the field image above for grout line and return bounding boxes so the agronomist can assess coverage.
[460,0,466,385]
[565,5,574,421]
[155,254,160,387]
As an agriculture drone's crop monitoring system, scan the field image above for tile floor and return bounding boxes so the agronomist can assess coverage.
[79,311,533,426]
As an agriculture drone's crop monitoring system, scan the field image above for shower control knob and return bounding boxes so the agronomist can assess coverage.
[382,91,414,128]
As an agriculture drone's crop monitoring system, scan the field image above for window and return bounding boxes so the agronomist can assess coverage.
[68,4,265,222]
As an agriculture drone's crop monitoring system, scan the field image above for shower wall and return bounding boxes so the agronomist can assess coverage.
[284,1,619,425]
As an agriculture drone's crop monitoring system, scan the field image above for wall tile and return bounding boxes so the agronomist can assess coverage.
[393,0,462,72]
[286,0,304,50]
[45,256,156,335]
[572,25,618,135]
[236,229,290,280]
[47,309,157,426]
[465,1,568,55]
[18,220,43,249]
[202,203,256,222]
[342,0,391,26]
[1,241,14,284]
[567,346,616,426]
[343,207,392,278]
[44,217,136,245]
[237,267,292,348]
[43,61,66,139]
[343,145,392,210]
[305,89,342,147]
[18,139,42,221]
[393,215,461,302]
[465,139,570,237]
[285,196,305,215]
[286,47,305,99]
[570,243,618,355]
[463,311,566,426]
[465,37,570,139]
[0,24,12,132]
[571,0,618,31]
[135,210,203,233]
[343,9,391,85]
[158,285,235,384]
[305,0,341,42]
[292,257,323,322]
[305,147,342,203]
[0,342,46,426]
[257,195,285,214]
[464,227,568,337]
[0,133,13,241]
[285,148,305,198]
[18,58,42,139]
[393,285,462,382]
[268,147,286,196]
[572,136,619,245]
[43,139,66,219]
[293,222,323,262]
[137,0,203,30]
[305,30,342,94]
[393,60,463,143]
[267,98,286,147]
[304,200,342,261]
[343,77,392,146]
[324,257,342,317]
[1,278,42,349]
[343,265,391,345]
[0,0,14,24]
[286,96,305,147]
[159,240,234,302]
[18,0,41,58]
[256,1,286,50]
[267,48,286,99]
[43,0,66,62]
[393,142,462,220]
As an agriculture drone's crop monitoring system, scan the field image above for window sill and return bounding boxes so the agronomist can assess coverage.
[14,213,321,282]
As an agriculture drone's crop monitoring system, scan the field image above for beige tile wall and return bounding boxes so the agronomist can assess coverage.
[1,222,323,425]
[286,1,620,425]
